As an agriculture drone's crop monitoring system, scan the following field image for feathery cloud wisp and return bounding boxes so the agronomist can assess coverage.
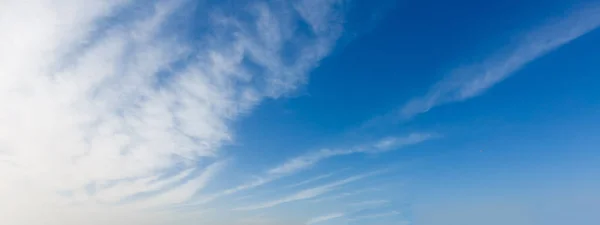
[183,133,433,207]
[399,4,600,119]
[127,161,227,209]
[349,200,391,207]
[0,0,346,224]
[306,213,346,225]
[269,133,435,175]
[285,169,347,188]
[310,187,381,203]
[347,210,402,222]
[234,170,385,211]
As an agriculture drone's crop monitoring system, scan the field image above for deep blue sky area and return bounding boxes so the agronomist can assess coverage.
[229,0,600,168]
[222,0,600,222]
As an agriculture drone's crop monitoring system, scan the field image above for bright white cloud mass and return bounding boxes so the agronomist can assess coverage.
[0,0,360,224]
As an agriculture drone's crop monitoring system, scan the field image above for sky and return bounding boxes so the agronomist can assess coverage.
[1,0,600,225]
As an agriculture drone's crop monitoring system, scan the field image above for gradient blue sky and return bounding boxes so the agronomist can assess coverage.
[1,0,599,225]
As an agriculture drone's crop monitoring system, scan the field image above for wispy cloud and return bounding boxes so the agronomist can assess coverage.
[310,187,381,203]
[306,212,345,225]
[349,200,391,207]
[183,133,433,207]
[0,0,347,223]
[128,161,226,209]
[269,133,435,175]
[234,170,385,211]
[399,4,600,119]
[93,167,195,203]
[347,210,402,222]
[285,169,347,189]
[267,148,352,176]
[221,138,411,209]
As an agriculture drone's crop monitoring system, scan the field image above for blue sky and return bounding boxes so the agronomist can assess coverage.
[1,0,599,225]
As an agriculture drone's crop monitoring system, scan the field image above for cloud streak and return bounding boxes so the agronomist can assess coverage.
[269,133,435,175]
[128,161,226,209]
[310,187,381,203]
[349,200,391,207]
[234,170,385,211]
[285,169,347,188]
[399,3,600,119]
[347,210,402,222]
[306,212,345,225]
[182,132,434,207]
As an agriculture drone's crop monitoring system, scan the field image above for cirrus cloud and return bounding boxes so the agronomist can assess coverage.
[0,0,346,224]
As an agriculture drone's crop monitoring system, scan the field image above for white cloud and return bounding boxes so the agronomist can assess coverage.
[267,148,354,175]
[306,212,345,225]
[127,161,226,209]
[285,168,347,188]
[310,187,381,203]
[93,167,195,203]
[183,133,433,208]
[347,210,401,222]
[0,0,346,224]
[372,133,436,152]
[349,200,391,207]
[269,133,435,175]
[234,170,384,211]
[400,3,600,119]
